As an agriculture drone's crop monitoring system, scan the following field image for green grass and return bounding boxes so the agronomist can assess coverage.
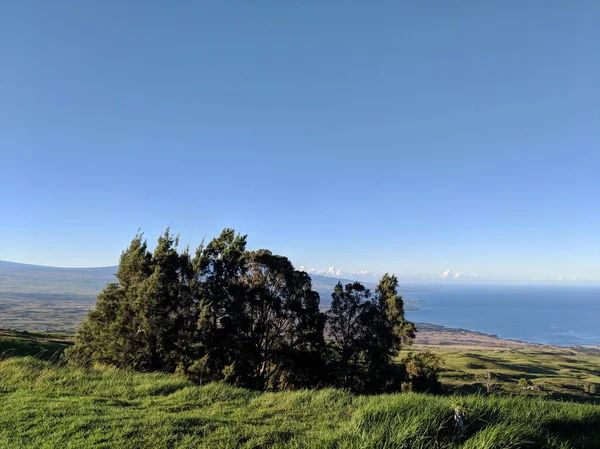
[405,344,600,403]
[1,357,599,448]
[0,329,73,360]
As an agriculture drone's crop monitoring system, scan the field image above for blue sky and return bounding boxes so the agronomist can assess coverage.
[1,1,598,282]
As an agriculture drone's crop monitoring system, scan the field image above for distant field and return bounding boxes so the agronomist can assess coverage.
[0,261,114,332]
[0,296,94,333]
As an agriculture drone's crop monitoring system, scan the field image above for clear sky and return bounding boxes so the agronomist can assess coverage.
[1,1,598,282]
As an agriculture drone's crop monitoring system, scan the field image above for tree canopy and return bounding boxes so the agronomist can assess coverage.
[67,227,428,393]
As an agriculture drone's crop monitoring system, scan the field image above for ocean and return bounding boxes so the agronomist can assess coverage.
[402,284,600,346]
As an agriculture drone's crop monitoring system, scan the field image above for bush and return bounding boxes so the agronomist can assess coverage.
[584,382,597,396]
[402,351,442,393]
[482,370,495,394]
[518,378,532,389]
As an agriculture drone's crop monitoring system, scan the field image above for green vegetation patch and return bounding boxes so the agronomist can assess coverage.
[406,345,600,403]
[1,357,599,449]
[0,330,72,361]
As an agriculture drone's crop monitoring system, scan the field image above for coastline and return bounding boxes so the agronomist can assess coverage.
[415,322,600,353]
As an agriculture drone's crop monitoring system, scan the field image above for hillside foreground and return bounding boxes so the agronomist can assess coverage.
[1,329,600,448]
[1,357,600,449]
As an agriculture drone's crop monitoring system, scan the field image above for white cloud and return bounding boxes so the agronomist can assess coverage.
[299,266,378,281]
[441,269,479,281]
[325,266,337,275]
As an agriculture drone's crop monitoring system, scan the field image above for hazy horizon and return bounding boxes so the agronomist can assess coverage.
[1,258,598,286]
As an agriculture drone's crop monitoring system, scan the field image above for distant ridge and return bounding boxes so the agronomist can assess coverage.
[0,260,118,272]
[0,260,369,306]
[0,260,117,296]
[0,261,420,332]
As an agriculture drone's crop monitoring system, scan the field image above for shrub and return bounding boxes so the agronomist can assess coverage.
[402,351,442,393]
[482,371,495,394]
[584,382,597,396]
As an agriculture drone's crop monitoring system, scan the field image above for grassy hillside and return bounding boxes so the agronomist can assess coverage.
[0,329,72,360]
[1,328,598,402]
[406,346,600,403]
[406,329,600,404]
[1,357,599,449]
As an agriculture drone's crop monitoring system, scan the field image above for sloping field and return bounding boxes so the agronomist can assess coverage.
[407,327,600,403]
[1,357,599,449]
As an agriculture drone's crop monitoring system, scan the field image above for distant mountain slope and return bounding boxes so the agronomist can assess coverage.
[0,261,419,332]
[0,261,117,297]
[309,274,376,305]
[0,261,376,306]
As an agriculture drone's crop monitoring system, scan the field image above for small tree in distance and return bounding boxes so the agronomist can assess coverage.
[482,371,495,394]
[584,382,597,396]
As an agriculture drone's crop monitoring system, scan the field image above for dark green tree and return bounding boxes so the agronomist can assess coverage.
[359,274,417,392]
[326,282,371,389]
[325,275,417,393]
[282,269,328,388]
[68,227,421,393]
[376,273,416,348]
[233,250,326,390]
[68,229,194,371]
[67,232,153,368]
[188,229,248,381]
[134,228,193,370]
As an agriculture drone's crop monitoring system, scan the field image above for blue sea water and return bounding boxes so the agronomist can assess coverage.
[402,284,600,346]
